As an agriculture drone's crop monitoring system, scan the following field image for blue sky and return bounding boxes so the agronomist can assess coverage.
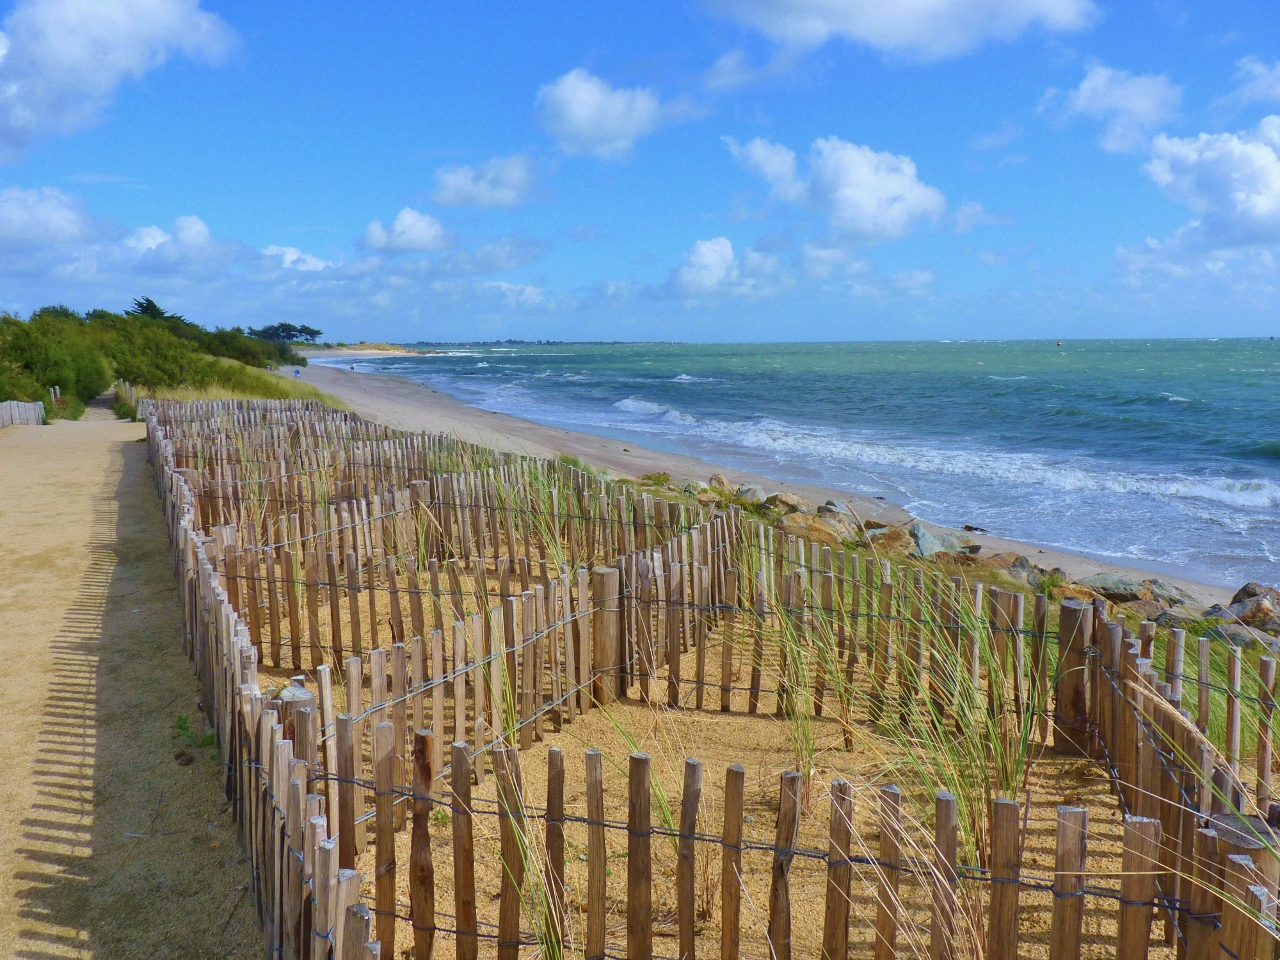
[2,0,1279,341]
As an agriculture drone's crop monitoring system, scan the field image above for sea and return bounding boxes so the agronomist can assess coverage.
[313,340,1280,590]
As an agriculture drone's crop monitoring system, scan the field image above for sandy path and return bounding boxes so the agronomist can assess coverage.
[296,362,1231,606]
[0,419,256,959]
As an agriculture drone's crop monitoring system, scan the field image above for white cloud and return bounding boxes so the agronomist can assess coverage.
[363,208,449,252]
[800,242,868,279]
[708,0,1095,60]
[536,68,664,158]
[0,184,94,243]
[677,237,739,294]
[954,200,1010,232]
[263,245,333,272]
[809,136,946,237]
[1142,116,1280,250]
[1055,62,1182,153]
[433,155,533,208]
[724,136,806,201]
[727,135,945,237]
[125,224,169,252]
[1218,57,1280,109]
[478,280,547,307]
[0,0,236,159]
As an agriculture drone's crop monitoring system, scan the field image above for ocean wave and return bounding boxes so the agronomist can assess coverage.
[607,400,1280,510]
[1160,392,1190,402]
[989,375,1028,380]
[671,373,715,382]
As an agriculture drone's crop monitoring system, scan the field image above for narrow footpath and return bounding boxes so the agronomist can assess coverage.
[0,405,256,958]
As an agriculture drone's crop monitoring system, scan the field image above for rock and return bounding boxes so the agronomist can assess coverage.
[775,511,860,547]
[1205,623,1270,650]
[1156,605,1208,629]
[736,482,766,503]
[708,473,734,494]
[1231,581,1280,607]
[1122,599,1170,622]
[1204,595,1280,637]
[1052,582,1098,603]
[1078,573,1153,604]
[866,525,914,554]
[907,523,968,557]
[695,491,721,506]
[819,500,852,515]
[681,479,707,495]
[1142,579,1194,606]
[765,492,814,515]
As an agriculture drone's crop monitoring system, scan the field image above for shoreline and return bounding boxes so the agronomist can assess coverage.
[292,362,1233,607]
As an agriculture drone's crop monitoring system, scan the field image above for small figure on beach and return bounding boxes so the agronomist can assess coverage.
[293,369,300,379]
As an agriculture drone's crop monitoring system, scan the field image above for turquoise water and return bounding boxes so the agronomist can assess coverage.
[316,340,1280,588]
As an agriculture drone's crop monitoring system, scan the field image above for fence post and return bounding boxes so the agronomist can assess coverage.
[546,747,566,951]
[822,779,854,960]
[721,763,745,960]
[628,753,653,960]
[930,791,957,960]
[1116,816,1162,960]
[411,729,435,960]
[678,758,704,960]
[1055,599,1092,755]
[373,721,396,957]
[496,745,525,960]
[873,785,901,960]
[1048,806,1087,960]
[586,750,606,960]
[451,743,478,960]
[987,798,1021,960]
[592,566,622,704]
[768,771,803,960]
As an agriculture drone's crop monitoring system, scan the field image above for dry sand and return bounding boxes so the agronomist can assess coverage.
[0,409,256,958]
[293,361,1231,607]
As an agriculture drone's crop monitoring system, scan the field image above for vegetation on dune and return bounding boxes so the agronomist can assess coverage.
[0,298,326,419]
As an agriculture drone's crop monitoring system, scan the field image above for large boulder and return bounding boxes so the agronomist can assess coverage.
[1231,582,1280,606]
[1205,622,1273,651]
[908,523,969,557]
[708,473,734,495]
[1204,595,1280,636]
[765,492,814,515]
[1156,605,1209,629]
[1143,579,1194,606]
[736,482,766,504]
[866,525,914,555]
[1079,573,1152,604]
[1122,599,1170,623]
[776,510,860,547]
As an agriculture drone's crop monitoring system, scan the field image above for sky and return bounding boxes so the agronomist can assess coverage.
[1,0,1279,342]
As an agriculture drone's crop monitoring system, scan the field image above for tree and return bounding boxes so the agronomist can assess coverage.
[246,322,323,344]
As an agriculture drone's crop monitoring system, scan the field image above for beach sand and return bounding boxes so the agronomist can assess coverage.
[293,360,1232,607]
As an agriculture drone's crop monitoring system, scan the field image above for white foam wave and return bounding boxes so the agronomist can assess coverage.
[989,375,1028,380]
[608,399,1280,510]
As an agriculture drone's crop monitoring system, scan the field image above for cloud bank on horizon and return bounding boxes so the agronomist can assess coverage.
[0,0,1278,341]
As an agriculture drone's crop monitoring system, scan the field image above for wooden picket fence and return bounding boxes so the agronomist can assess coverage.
[0,398,45,427]
[140,397,1280,960]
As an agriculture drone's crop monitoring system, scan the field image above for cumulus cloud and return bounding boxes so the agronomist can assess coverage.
[809,137,945,237]
[1143,116,1280,250]
[1052,62,1182,153]
[726,134,945,237]
[263,245,333,272]
[363,208,449,252]
[724,136,806,201]
[1216,57,1280,110]
[708,0,1095,60]
[800,242,868,279]
[0,184,95,244]
[676,237,739,294]
[433,155,533,208]
[0,0,236,159]
[536,68,666,158]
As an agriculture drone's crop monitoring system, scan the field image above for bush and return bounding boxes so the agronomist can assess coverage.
[0,301,325,417]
